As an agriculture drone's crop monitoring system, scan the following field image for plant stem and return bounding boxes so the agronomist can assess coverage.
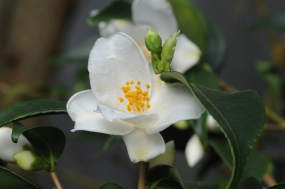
[263,174,277,187]
[266,108,285,129]
[138,162,148,189]
[50,171,63,189]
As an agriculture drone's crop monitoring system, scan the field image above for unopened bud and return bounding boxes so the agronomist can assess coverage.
[145,29,162,53]
[14,151,43,171]
[159,31,180,71]
[185,135,204,167]
[149,141,175,168]
[173,120,189,130]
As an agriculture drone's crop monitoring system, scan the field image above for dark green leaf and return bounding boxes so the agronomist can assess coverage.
[168,0,208,53]
[236,177,262,189]
[12,122,66,172]
[0,100,67,128]
[147,165,184,189]
[247,12,285,34]
[191,112,208,146]
[99,183,125,189]
[206,22,227,73]
[268,182,285,189]
[185,64,219,90]
[209,138,271,181]
[51,36,98,65]
[88,0,132,25]
[0,166,44,189]
[184,182,220,189]
[160,72,265,189]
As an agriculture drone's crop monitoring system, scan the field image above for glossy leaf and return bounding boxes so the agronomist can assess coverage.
[51,36,98,65]
[247,12,285,34]
[168,0,208,53]
[160,71,265,189]
[209,138,271,181]
[191,112,208,147]
[0,166,44,189]
[88,0,132,25]
[12,122,66,172]
[206,22,227,73]
[185,64,219,90]
[268,183,285,189]
[236,177,262,189]
[99,183,125,189]
[184,182,220,189]
[0,99,67,128]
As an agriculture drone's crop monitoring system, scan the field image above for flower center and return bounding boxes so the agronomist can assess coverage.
[119,80,151,113]
[137,42,151,61]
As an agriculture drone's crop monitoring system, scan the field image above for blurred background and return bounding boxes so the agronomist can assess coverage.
[0,0,285,188]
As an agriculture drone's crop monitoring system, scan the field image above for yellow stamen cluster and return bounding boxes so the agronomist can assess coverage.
[119,80,151,113]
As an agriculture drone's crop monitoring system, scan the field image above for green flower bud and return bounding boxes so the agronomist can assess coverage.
[145,29,162,53]
[149,141,176,169]
[13,150,43,171]
[173,120,189,130]
[159,31,180,72]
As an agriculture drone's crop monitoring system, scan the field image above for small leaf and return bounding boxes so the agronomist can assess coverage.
[0,99,67,128]
[12,122,66,172]
[247,12,285,34]
[147,165,184,189]
[236,177,262,189]
[51,35,98,65]
[206,22,227,73]
[0,166,44,189]
[160,72,265,189]
[168,0,208,53]
[99,183,125,189]
[88,0,132,25]
[184,182,220,189]
[268,182,285,189]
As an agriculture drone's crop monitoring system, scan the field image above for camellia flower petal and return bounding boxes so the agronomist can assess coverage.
[67,33,205,163]
[96,0,201,72]
[0,127,31,163]
[185,135,204,167]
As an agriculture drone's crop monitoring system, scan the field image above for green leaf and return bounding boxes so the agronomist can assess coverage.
[88,0,132,25]
[206,22,227,73]
[191,112,208,147]
[247,12,285,34]
[236,177,262,189]
[51,35,98,65]
[168,0,208,53]
[268,183,285,189]
[0,166,44,189]
[160,72,265,189]
[99,183,125,189]
[147,165,184,189]
[0,99,67,128]
[184,182,220,189]
[12,122,66,172]
[209,138,271,181]
[185,64,219,90]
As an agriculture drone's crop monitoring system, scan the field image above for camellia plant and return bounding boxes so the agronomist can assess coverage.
[1,0,285,189]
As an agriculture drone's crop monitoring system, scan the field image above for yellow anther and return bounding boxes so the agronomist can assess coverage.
[138,90,142,94]
[146,84,150,89]
[137,81,141,85]
[142,91,148,96]
[121,86,125,91]
[126,81,129,85]
[119,97,124,103]
[146,104,151,109]
[130,81,134,84]
[135,86,140,90]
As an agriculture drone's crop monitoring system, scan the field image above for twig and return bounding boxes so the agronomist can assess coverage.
[50,171,63,189]
[263,174,277,187]
[138,162,148,189]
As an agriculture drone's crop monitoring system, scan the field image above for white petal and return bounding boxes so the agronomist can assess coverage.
[149,140,176,168]
[96,103,159,129]
[146,75,205,134]
[67,90,135,135]
[122,129,165,163]
[206,115,221,133]
[0,127,31,162]
[132,0,178,41]
[88,33,151,112]
[98,19,133,38]
[171,34,201,73]
[185,135,204,167]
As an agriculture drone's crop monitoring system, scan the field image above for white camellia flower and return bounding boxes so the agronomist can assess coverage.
[67,33,205,163]
[96,0,201,73]
[0,127,31,162]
